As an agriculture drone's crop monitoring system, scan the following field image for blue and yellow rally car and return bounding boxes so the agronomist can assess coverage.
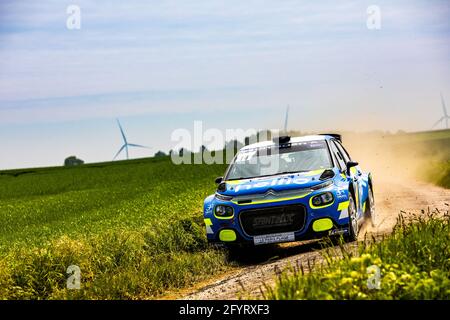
[203,134,375,246]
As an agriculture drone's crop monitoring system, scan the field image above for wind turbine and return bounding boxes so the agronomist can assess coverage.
[113,119,149,160]
[432,93,449,130]
[283,105,289,133]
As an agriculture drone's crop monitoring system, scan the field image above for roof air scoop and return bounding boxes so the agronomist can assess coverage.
[319,133,342,142]
[273,136,291,144]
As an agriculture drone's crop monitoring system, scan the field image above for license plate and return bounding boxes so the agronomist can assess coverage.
[253,232,295,245]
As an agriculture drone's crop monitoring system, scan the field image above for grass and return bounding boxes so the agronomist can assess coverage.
[422,160,450,189]
[0,156,232,299]
[263,212,450,300]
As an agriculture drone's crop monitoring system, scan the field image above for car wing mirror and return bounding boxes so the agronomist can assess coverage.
[215,176,223,184]
[346,161,359,174]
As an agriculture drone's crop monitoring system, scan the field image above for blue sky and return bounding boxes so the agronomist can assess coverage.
[0,0,449,169]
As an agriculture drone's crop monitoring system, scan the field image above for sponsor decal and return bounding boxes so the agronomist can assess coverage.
[205,203,213,215]
[329,228,348,236]
[251,213,296,229]
[232,176,310,193]
[336,189,347,200]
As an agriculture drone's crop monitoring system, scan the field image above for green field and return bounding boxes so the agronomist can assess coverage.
[0,156,232,299]
[422,160,450,189]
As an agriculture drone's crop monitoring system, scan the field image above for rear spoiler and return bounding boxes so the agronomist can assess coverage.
[320,133,342,142]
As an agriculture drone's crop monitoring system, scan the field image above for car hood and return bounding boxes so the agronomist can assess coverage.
[221,169,333,196]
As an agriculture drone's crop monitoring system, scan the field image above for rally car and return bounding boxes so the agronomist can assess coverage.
[203,134,375,246]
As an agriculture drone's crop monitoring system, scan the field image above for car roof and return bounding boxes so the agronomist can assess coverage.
[240,135,330,151]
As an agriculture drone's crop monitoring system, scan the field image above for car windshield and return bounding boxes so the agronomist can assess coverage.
[226,140,332,180]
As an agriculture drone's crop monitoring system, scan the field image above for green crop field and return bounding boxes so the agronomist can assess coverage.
[0,156,232,299]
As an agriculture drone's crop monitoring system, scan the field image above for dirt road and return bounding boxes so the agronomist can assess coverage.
[179,176,449,300]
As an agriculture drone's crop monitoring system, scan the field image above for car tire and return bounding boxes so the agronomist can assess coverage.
[364,186,376,227]
[345,193,359,242]
[224,242,253,259]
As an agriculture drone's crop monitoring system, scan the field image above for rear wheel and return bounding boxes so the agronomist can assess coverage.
[345,194,359,242]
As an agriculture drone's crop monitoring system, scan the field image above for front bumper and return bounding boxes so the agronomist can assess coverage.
[204,192,351,245]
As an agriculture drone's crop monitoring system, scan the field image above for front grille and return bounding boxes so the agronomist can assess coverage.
[239,204,306,236]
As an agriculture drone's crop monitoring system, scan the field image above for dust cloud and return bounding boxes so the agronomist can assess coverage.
[340,130,449,235]
[342,131,448,183]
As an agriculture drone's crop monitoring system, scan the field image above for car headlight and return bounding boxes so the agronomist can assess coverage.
[311,192,334,207]
[215,205,234,218]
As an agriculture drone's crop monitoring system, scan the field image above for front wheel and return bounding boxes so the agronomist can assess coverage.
[345,194,359,242]
[364,186,376,227]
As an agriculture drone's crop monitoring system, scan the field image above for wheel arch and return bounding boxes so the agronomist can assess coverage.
[348,181,356,203]
[368,173,373,190]
[367,172,374,205]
